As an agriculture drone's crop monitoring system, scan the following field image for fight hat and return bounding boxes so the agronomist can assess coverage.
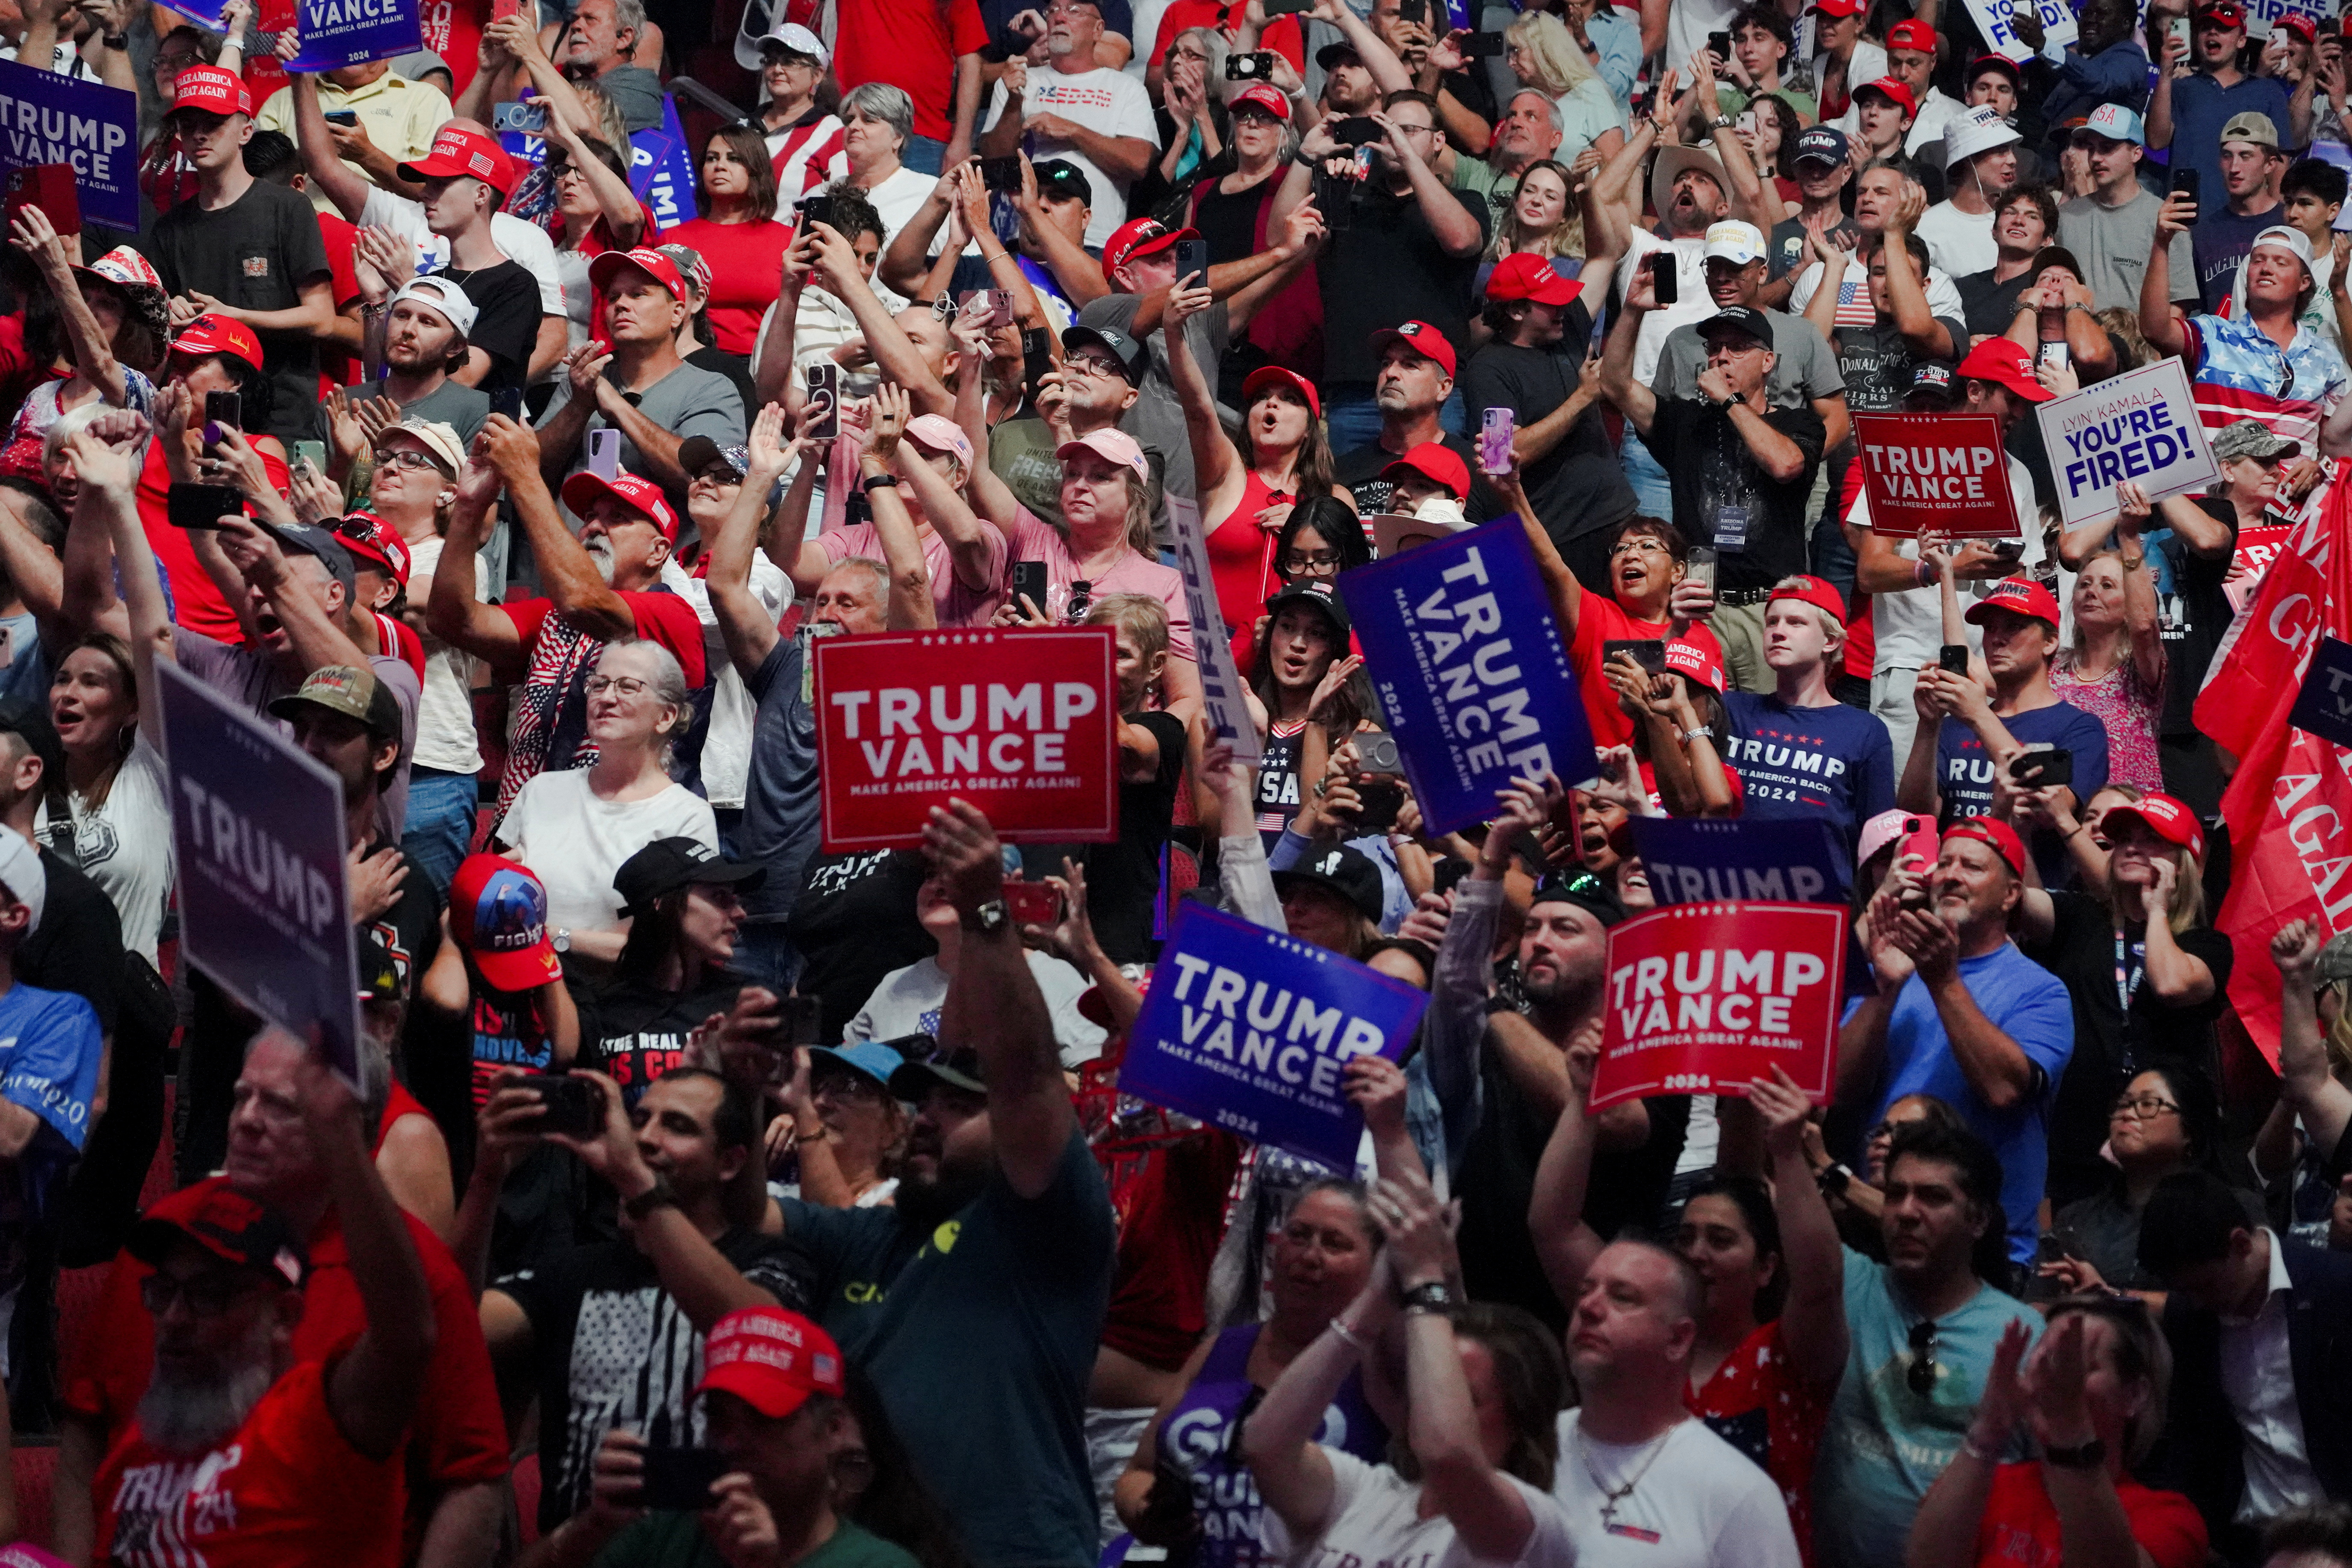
[448,853,562,992]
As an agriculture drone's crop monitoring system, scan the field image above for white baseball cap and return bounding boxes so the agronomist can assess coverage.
[0,827,47,937]
[736,20,828,71]
[1703,220,1766,265]
[389,275,479,337]
[1942,104,2021,169]
[2252,224,2316,276]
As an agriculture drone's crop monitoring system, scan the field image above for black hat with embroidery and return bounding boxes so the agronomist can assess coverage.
[1272,843,1384,924]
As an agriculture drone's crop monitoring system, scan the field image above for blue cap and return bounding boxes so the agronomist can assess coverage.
[2079,103,2144,145]
[1791,125,1849,167]
[811,1039,912,1093]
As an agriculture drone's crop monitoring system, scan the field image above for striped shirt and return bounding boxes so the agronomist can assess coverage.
[2182,310,2349,453]
[765,112,848,209]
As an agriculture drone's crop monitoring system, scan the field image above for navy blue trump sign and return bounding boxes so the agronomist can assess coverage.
[1120,903,1429,1169]
[157,661,360,1089]
[1340,517,1596,836]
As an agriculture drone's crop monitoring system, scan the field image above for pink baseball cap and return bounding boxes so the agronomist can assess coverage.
[1056,427,1149,480]
[904,414,974,470]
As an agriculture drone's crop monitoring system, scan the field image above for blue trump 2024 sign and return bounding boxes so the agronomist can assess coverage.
[1120,902,1428,1169]
[1631,816,1852,906]
[1339,517,1597,837]
[0,62,135,231]
[157,661,360,1090]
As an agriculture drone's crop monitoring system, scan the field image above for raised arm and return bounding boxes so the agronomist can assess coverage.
[2273,919,2352,1159]
[1749,1067,1847,1387]
[1161,271,1246,522]
[486,416,641,640]
[804,223,955,416]
[1598,263,1660,435]
[426,438,527,678]
[66,421,176,722]
[705,405,797,679]
[1241,1259,1397,1542]
[11,208,127,406]
[1898,901,2039,1111]
[857,384,941,631]
[1528,1024,1609,1310]
[926,799,1078,1197]
[1907,1320,2030,1568]
[1881,188,1956,360]
[2138,189,2194,358]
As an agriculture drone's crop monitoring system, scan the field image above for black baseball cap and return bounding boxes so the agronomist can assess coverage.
[613,836,767,918]
[1316,39,1362,69]
[358,932,403,1002]
[1061,324,1149,383]
[1031,157,1092,204]
[0,694,64,788]
[1264,578,1352,637]
[888,1041,987,1098]
[1528,868,1627,927]
[263,519,358,599]
[1272,843,1384,924]
[1700,305,1775,349]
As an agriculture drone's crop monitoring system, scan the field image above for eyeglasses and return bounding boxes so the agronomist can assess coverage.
[1392,121,1436,137]
[584,674,653,697]
[550,162,593,184]
[1906,1320,1938,1395]
[140,1271,250,1318]
[2110,1094,2182,1120]
[377,447,443,471]
[1064,354,1123,378]
[1609,538,1670,558]
[1281,549,1341,573]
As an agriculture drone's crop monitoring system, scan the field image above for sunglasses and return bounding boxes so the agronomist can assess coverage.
[1906,1320,1938,1395]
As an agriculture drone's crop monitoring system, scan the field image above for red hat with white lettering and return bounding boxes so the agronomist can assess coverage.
[697,1307,846,1418]
[2101,792,2206,862]
[1663,638,1724,694]
[1770,574,1848,623]
[1956,335,2054,402]
[561,467,681,542]
[398,123,520,198]
[1965,575,2062,630]
[171,62,251,117]
[1943,815,2026,879]
[169,313,263,371]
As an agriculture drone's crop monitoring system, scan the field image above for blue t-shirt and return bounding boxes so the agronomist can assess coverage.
[1722,692,1896,840]
[1811,1249,2042,1568]
[1848,943,2073,1264]
[0,979,100,1155]
[2164,73,2292,222]
[2192,201,2284,312]
[1934,700,2109,883]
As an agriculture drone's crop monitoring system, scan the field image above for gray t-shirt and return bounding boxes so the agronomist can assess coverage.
[1077,290,1228,542]
[590,63,664,132]
[351,375,491,452]
[537,360,747,525]
[2057,189,2198,314]
[1652,310,1847,410]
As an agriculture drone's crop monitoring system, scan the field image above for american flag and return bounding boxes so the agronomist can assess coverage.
[1834,275,1874,328]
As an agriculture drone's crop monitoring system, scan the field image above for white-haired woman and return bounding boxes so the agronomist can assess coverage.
[495,638,717,966]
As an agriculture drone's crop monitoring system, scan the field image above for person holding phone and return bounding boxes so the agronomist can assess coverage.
[251,47,451,220]
[978,0,1158,249]
[2147,0,2298,226]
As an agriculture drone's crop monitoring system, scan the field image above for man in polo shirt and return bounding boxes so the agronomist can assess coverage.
[425,424,706,821]
[2191,111,2289,311]
[2150,0,2299,216]
[1722,576,1895,839]
[537,248,748,511]
[254,53,450,217]
[1918,105,2022,275]
[2142,214,2352,454]
[1334,322,1495,517]
[340,275,491,459]
[143,63,336,449]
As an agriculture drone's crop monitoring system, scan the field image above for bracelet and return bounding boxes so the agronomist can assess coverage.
[1682,726,1713,746]
[980,248,1009,263]
[1328,1316,1369,1352]
[861,472,901,492]
[1914,558,1936,587]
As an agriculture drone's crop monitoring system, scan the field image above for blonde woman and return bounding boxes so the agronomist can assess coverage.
[2049,518,2164,794]
[1504,12,1626,166]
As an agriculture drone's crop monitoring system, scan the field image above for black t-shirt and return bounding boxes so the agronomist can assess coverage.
[1315,179,1489,386]
[786,850,938,1044]
[2020,888,2235,1207]
[1834,316,1964,414]
[20,847,122,1035]
[142,180,333,447]
[356,837,442,1009]
[434,259,540,402]
[1957,265,2036,340]
[1083,709,1188,964]
[1333,432,1501,521]
[1642,397,1826,594]
[1191,168,1271,265]
[2158,498,2240,735]
[493,1228,818,1533]
[687,344,760,432]
[1768,213,1859,283]
[579,969,751,1107]
[1460,320,1635,549]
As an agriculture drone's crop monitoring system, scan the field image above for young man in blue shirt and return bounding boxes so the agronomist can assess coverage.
[1722,575,1896,842]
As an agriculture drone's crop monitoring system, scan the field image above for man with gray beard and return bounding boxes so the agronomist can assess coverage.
[53,1030,510,1568]
[86,1045,437,1567]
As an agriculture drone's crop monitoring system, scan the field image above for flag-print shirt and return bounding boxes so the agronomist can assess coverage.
[2181,311,2350,454]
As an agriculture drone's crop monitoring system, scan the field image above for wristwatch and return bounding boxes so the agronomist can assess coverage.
[1709,113,1737,129]
[2041,1437,2107,1470]
[552,926,572,954]
[962,898,1010,934]
[622,1176,680,1220]
[1816,1161,1855,1198]
[1399,1280,1457,1314]
[102,31,127,46]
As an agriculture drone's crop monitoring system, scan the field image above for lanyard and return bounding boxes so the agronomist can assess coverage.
[2114,924,2145,1065]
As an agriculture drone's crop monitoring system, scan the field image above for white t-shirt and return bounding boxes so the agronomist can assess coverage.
[845,950,1108,1066]
[1664,0,1741,90]
[1789,252,1967,323]
[984,65,1160,248]
[1915,200,1997,278]
[1845,450,2047,676]
[496,770,718,934]
[1551,1414,1799,1568]
[660,552,790,812]
[360,185,567,318]
[1619,230,1714,386]
[405,536,487,777]
[1262,1448,1575,1568]
[39,736,171,966]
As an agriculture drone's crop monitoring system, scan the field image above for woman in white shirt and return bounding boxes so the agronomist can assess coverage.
[497,638,716,965]
[1504,12,1627,168]
[1246,1170,1576,1568]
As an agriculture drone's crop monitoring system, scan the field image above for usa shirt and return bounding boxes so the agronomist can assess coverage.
[1722,692,1896,840]
[2182,311,2349,454]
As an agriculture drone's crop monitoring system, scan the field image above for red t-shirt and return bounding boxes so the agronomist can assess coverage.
[372,611,427,680]
[414,0,487,96]
[96,1361,405,1568]
[499,591,707,688]
[1685,1320,1832,1566]
[372,1080,433,1158]
[1098,1128,1244,1370]
[1569,591,1726,752]
[319,211,363,393]
[830,0,990,142]
[659,218,793,357]
[136,437,294,642]
[64,1178,509,1560]
[1972,1463,2207,1568]
[1149,1,1304,70]
[1206,470,1286,669]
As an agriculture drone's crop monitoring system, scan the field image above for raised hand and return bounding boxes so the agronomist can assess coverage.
[2275,917,2322,980]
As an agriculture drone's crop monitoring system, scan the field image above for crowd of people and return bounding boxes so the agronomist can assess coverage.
[0,0,2342,1562]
